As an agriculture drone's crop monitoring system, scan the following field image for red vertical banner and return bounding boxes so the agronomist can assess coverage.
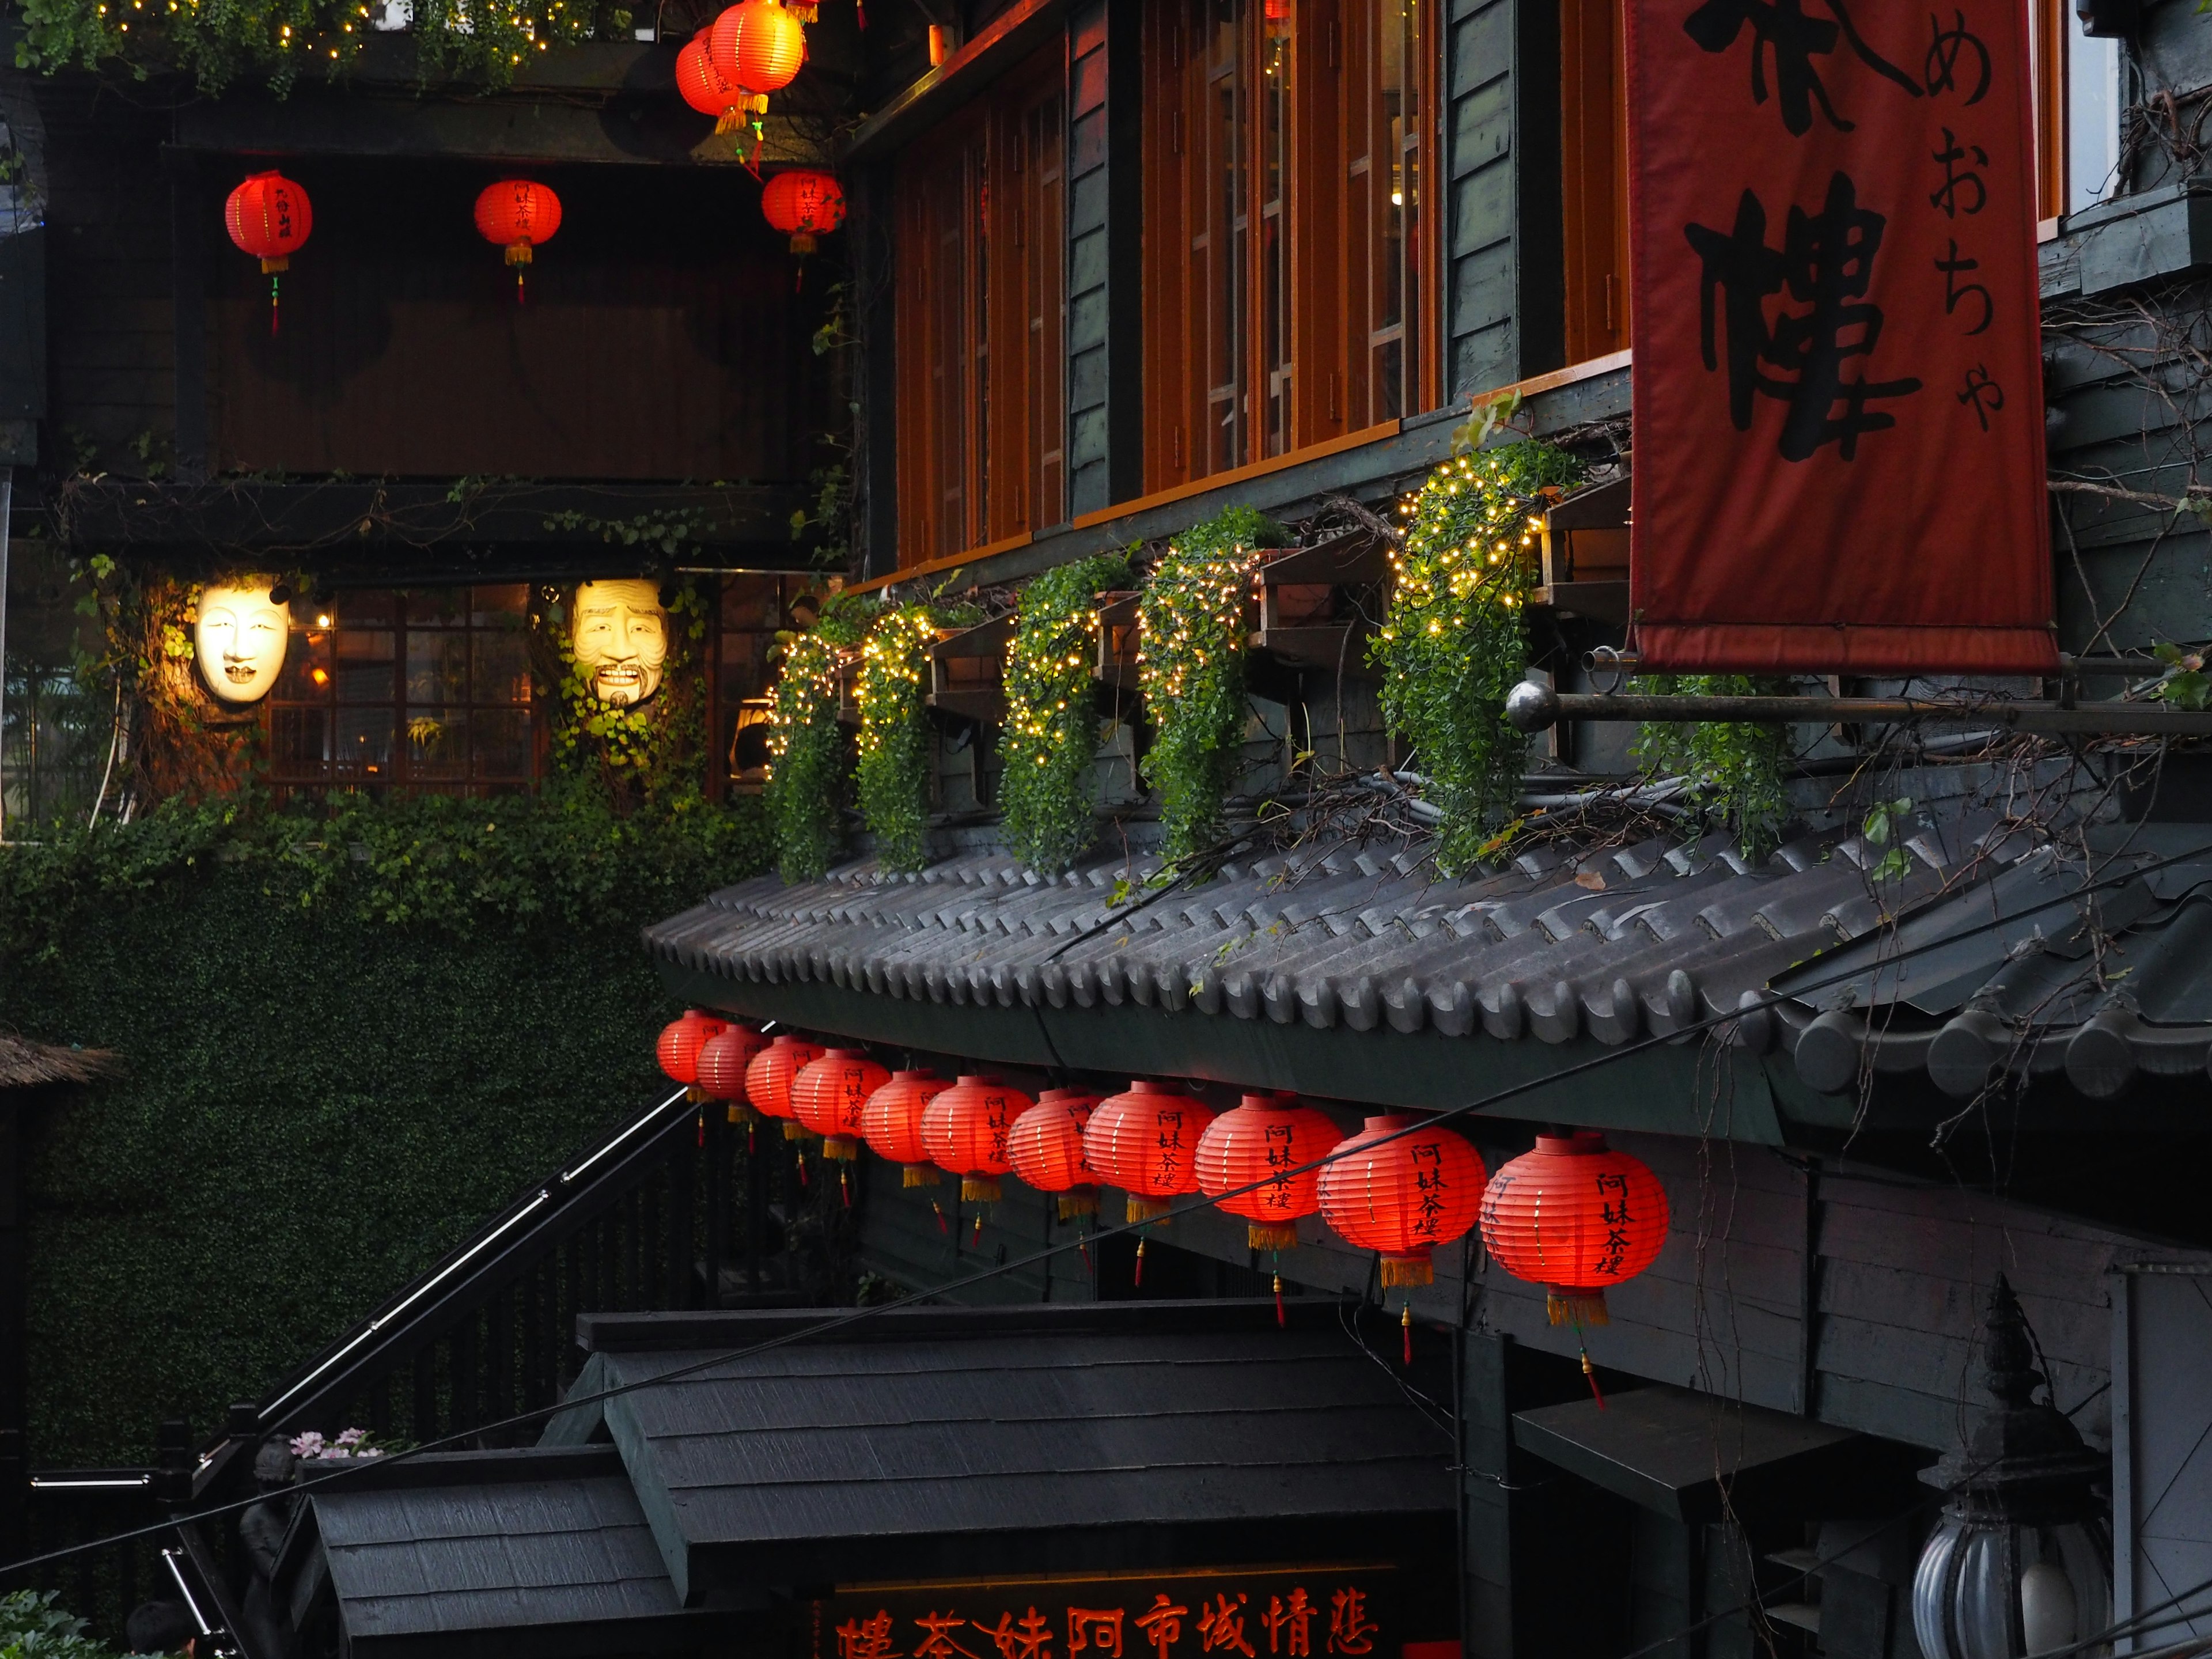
[1626,0,2058,675]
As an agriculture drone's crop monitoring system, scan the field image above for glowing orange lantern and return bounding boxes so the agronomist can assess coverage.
[474,179,562,298]
[1006,1089,1103,1219]
[861,1070,952,1187]
[1197,1092,1344,1252]
[225,172,312,335]
[1084,1081,1215,1224]
[1479,1131,1669,1325]
[708,0,805,97]
[743,1033,824,1139]
[790,1049,891,1159]
[655,1009,728,1087]
[760,170,846,256]
[677,30,757,134]
[696,1025,767,1121]
[921,1075,1030,1202]
[1317,1114,1486,1287]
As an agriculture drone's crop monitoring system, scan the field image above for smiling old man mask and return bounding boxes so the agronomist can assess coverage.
[195,581,291,704]
[571,579,670,706]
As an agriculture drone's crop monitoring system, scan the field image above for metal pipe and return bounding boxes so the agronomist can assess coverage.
[1503,680,2212,735]
[1577,649,2166,678]
[0,466,11,843]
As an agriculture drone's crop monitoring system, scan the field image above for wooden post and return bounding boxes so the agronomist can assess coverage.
[0,1087,27,1562]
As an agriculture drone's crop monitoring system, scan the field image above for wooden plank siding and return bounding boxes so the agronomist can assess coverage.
[1442,0,1521,398]
[1065,0,1113,519]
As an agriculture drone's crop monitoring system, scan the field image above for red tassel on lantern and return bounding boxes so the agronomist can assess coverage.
[861,1070,952,1187]
[1006,1088,1103,1219]
[225,171,312,338]
[1479,1130,1669,1327]
[790,1049,891,1160]
[1196,1092,1344,1252]
[921,1075,1030,1203]
[742,1033,824,1138]
[1084,1081,1215,1225]
[1316,1114,1487,1287]
[474,179,562,301]
[696,1025,767,1122]
[654,1009,729,1089]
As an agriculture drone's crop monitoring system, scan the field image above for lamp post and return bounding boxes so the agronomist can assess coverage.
[1912,1274,2112,1659]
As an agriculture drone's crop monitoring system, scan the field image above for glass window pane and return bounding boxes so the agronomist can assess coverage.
[340,590,397,626]
[472,709,532,780]
[275,627,334,700]
[472,632,533,705]
[406,710,469,780]
[406,588,468,628]
[271,707,329,778]
[471,584,529,627]
[407,632,470,705]
[336,707,395,780]
[335,631,395,702]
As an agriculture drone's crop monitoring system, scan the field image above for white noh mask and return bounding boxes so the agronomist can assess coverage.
[571,579,670,706]
[195,581,290,704]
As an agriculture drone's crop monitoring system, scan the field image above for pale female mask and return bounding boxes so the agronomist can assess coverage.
[195,581,291,704]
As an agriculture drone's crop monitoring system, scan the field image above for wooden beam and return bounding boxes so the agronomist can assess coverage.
[843,0,1068,163]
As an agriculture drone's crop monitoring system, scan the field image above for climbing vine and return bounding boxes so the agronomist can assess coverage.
[999,552,1131,875]
[1630,675,1794,861]
[1138,507,1286,866]
[1370,440,1585,874]
[855,604,946,873]
[766,593,874,882]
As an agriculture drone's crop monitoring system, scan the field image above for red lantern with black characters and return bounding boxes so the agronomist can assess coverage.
[1197,1092,1344,1252]
[743,1033,824,1139]
[708,0,805,97]
[861,1070,952,1187]
[677,31,755,134]
[696,1025,767,1120]
[474,179,562,299]
[225,172,312,336]
[789,1049,891,1160]
[1084,1081,1215,1224]
[1479,1130,1669,1325]
[760,170,846,256]
[654,1009,728,1088]
[1317,1114,1487,1287]
[921,1076,1031,1203]
[1006,1088,1103,1219]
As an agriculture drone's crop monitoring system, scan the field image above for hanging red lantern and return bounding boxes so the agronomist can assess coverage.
[654,1009,729,1087]
[861,1070,952,1187]
[760,170,846,256]
[921,1075,1030,1202]
[1084,1081,1216,1224]
[474,179,562,300]
[1479,1131,1669,1326]
[696,1025,767,1120]
[790,1049,891,1159]
[708,0,805,96]
[1317,1115,1487,1289]
[225,171,312,337]
[1197,1092,1345,1252]
[677,31,758,134]
[1006,1089,1103,1219]
[743,1034,824,1139]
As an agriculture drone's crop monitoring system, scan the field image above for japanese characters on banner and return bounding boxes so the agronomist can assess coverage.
[1626,0,2059,675]
[823,1570,1395,1659]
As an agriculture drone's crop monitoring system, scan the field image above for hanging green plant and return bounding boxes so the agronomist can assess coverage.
[855,603,946,874]
[1370,440,1586,874]
[999,552,1132,875]
[766,593,874,883]
[1629,675,1794,861]
[1138,506,1286,867]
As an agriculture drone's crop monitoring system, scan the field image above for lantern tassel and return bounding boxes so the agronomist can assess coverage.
[268,274,281,338]
[795,1147,809,1187]
[1274,1271,1284,1328]
[1379,1253,1434,1289]
[839,1166,851,1208]
[747,1123,756,1156]
[1547,1289,1611,1327]
[932,1200,949,1235]
[1057,1192,1097,1221]
[972,1210,983,1245]
[1402,1304,1414,1366]
[1078,1237,1092,1278]
[697,1112,706,1150]
[1248,1222,1298,1253]
[961,1176,1001,1204]
[1580,1346,1607,1410]
[1134,1236,1146,1288]
[903,1165,941,1188]
[855,0,864,27]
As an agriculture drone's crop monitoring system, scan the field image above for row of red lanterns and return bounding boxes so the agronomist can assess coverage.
[656,1010,1670,1325]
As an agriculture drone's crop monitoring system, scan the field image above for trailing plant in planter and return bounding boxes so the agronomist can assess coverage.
[1630,675,1793,861]
[1371,440,1585,873]
[767,594,875,883]
[999,552,1132,874]
[1139,507,1286,866]
[855,603,948,874]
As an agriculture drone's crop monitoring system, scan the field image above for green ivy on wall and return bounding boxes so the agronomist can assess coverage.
[1138,507,1285,866]
[999,552,1130,875]
[855,604,946,874]
[533,579,712,810]
[1630,675,1794,861]
[766,592,874,883]
[1371,440,1585,874]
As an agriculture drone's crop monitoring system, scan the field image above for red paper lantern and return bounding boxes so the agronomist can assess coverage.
[921,1075,1031,1202]
[743,1033,824,1139]
[861,1070,952,1187]
[760,170,846,256]
[696,1025,768,1120]
[474,180,561,296]
[1317,1114,1487,1288]
[677,31,757,134]
[709,0,805,96]
[1479,1131,1669,1325]
[1006,1089,1103,1219]
[1197,1093,1345,1252]
[225,172,313,271]
[654,1009,729,1087]
[790,1049,891,1159]
[1084,1081,1216,1224]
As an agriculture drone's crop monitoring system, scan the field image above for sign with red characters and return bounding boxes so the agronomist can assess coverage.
[1626,0,2058,675]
